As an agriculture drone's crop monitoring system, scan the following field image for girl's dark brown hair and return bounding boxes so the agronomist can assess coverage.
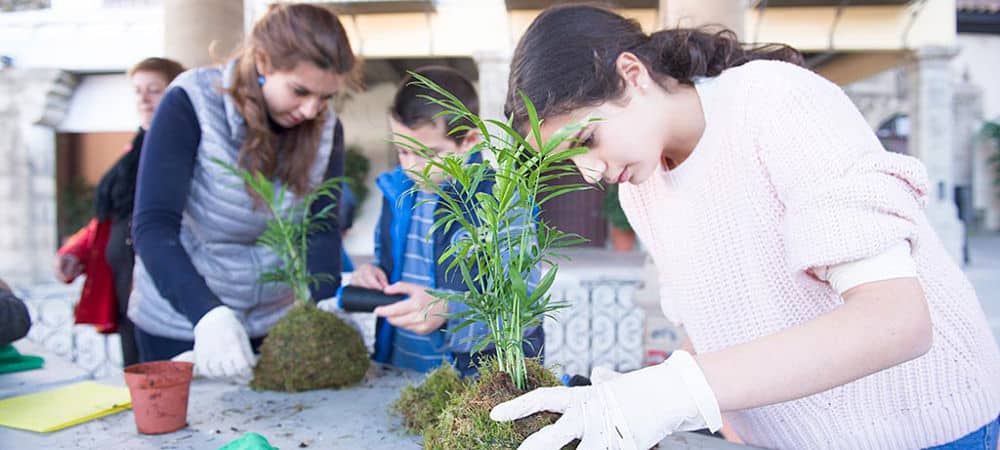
[229,3,356,197]
[505,4,803,133]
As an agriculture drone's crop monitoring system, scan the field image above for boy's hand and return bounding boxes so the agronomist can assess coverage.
[374,282,447,335]
[351,263,388,290]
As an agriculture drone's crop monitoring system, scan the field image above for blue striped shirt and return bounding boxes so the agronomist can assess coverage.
[388,191,450,371]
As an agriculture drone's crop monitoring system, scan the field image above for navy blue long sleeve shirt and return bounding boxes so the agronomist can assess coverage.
[132,87,344,327]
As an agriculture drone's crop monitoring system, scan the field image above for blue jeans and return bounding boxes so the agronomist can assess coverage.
[927,416,1000,450]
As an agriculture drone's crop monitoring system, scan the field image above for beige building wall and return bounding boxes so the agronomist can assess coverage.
[164,0,244,68]
[747,0,956,51]
[75,132,134,185]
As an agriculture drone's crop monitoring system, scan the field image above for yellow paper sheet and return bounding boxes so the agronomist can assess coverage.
[0,381,132,433]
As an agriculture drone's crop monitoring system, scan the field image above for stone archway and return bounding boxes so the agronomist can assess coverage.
[0,68,77,286]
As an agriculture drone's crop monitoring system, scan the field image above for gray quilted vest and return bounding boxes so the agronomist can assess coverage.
[128,61,336,341]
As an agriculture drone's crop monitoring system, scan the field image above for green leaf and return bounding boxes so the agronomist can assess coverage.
[519,90,543,149]
[471,339,493,355]
[538,185,593,206]
[529,267,558,304]
[509,269,528,301]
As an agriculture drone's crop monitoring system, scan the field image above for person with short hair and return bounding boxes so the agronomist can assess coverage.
[55,56,186,367]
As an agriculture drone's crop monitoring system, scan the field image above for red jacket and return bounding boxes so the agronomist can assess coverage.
[58,218,118,333]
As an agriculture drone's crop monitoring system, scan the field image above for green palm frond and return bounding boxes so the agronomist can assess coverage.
[212,157,345,303]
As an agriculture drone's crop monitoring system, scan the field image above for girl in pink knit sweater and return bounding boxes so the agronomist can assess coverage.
[489,5,1000,450]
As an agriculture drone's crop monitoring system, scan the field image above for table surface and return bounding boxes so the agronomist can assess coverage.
[0,345,755,450]
[0,340,91,399]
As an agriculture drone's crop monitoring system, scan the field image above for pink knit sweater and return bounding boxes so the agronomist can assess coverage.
[619,61,1000,449]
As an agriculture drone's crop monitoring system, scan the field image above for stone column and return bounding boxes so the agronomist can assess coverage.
[473,51,511,163]
[473,51,510,123]
[953,76,981,248]
[658,0,745,37]
[243,0,268,36]
[905,47,965,263]
[953,78,979,199]
[164,0,244,69]
[0,68,76,286]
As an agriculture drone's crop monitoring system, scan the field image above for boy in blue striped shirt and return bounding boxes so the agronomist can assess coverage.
[349,66,543,376]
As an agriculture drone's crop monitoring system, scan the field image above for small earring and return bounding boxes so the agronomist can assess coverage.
[257,75,265,86]
[641,83,649,89]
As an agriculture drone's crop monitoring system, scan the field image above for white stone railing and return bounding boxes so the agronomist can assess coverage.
[543,279,646,377]
[15,281,122,378]
[16,277,649,379]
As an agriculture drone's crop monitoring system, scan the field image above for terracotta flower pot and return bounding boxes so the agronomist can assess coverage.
[609,226,636,251]
[123,360,193,434]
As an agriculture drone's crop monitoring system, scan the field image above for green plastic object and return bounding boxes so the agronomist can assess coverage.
[218,432,279,450]
[0,344,44,375]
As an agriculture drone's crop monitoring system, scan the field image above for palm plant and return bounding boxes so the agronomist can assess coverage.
[214,159,344,303]
[214,160,369,392]
[393,72,595,390]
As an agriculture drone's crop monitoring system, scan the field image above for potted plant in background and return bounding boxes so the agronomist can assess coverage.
[57,176,95,242]
[216,161,369,392]
[344,144,371,224]
[984,121,1000,197]
[390,72,593,449]
[601,184,636,251]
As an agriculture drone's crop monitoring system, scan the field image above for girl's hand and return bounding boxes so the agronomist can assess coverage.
[491,351,722,450]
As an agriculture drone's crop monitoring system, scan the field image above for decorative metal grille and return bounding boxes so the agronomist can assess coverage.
[16,277,648,379]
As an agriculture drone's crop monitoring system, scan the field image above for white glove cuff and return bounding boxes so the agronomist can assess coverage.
[811,241,916,294]
[194,305,231,333]
[665,351,723,432]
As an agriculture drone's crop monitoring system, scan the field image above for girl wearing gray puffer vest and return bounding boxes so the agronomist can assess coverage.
[129,3,356,383]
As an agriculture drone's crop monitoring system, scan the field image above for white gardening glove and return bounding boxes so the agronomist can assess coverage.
[170,350,202,376]
[315,298,364,335]
[490,351,722,450]
[186,306,256,383]
[589,365,623,385]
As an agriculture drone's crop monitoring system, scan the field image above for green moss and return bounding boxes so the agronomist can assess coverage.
[251,302,369,392]
[422,358,577,450]
[392,363,467,434]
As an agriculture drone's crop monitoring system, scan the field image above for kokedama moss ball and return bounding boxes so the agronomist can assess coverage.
[251,302,369,392]
[393,363,467,434]
[422,358,578,450]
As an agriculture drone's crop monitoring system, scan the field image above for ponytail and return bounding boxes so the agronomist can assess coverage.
[637,28,803,84]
